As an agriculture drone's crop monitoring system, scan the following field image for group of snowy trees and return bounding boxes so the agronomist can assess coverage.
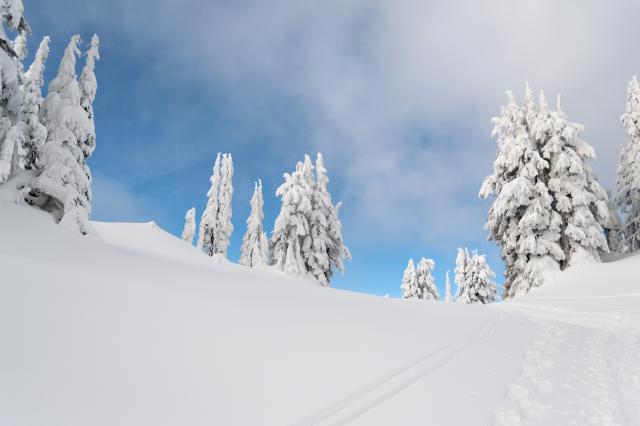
[0,1,100,234]
[182,152,350,286]
[400,248,496,304]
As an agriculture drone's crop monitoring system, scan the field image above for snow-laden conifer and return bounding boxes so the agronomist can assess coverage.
[454,248,470,300]
[21,36,49,171]
[271,158,313,276]
[214,153,234,257]
[400,259,419,299]
[444,270,453,302]
[240,180,268,267]
[197,153,221,253]
[541,95,610,266]
[181,207,196,245]
[481,88,563,299]
[0,0,25,182]
[618,76,640,252]
[604,190,623,254]
[306,153,351,286]
[457,251,497,304]
[78,34,99,162]
[416,257,439,300]
[30,35,94,234]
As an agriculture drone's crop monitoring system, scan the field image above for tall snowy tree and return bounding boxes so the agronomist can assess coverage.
[0,0,25,182]
[197,153,221,254]
[78,34,99,163]
[416,257,439,300]
[457,250,497,304]
[29,35,95,234]
[240,180,268,267]
[20,36,49,171]
[618,76,640,252]
[215,153,234,257]
[444,270,453,302]
[400,258,419,299]
[481,88,563,299]
[271,158,313,276]
[197,153,233,258]
[541,95,610,266]
[306,153,351,286]
[181,207,196,245]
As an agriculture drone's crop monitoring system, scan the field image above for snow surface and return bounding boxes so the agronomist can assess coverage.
[1,201,639,425]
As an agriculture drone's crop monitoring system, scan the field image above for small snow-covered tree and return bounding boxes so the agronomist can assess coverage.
[618,76,640,252]
[181,207,196,245]
[0,0,25,182]
[271,158,313,276]
[457,251,497,304]
[416,257,439,300]
[306,153,351,286]
[240,179,268,267]
[30,35,95,234]
[400,258,419,299]
[454,248,470,301]
[444,270,453,302]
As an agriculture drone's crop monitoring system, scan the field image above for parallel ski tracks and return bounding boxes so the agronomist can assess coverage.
[291,311,500,426]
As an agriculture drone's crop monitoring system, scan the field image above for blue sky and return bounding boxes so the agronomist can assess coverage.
[24,0,640,297]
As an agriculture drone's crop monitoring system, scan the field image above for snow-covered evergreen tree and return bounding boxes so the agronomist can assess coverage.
[444,270,453,302]
[454,248,470,301]
[400,258,419,299]
[0,0,25,182]
[215,153,234,257]
[618,76,640,252]
[78,34,99,162]
[416,257,439,300]
[541,95,610,266]
[271,158,313,276]
[181,207,196,245]
[306,153,351,286]
[21,36,49,171]
[240,180,268,267]
[197,153,233,258]
[481,88,562,299]
[197,153,221,254]
[30,35,95,234]
[457,250,497,304]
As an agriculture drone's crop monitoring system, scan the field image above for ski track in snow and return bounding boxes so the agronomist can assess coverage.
[291,311,500,426]
[494,304,640,426]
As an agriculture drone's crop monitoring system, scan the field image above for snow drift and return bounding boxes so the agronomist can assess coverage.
[1,201,638,425]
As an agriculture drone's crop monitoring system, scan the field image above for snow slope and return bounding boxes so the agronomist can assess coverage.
[1,201,638,425]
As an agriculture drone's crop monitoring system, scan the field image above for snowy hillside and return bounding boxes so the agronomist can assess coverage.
[1,201,639,426]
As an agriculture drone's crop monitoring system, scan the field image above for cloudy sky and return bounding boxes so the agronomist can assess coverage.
[25,0,640,296]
